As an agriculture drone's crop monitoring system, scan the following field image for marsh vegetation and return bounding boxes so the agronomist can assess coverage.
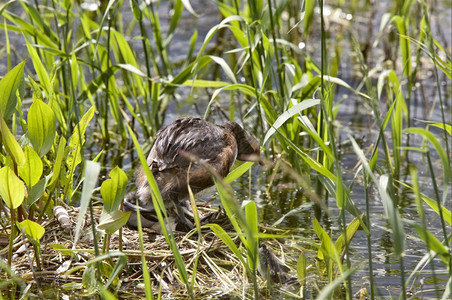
[0,0,451,299]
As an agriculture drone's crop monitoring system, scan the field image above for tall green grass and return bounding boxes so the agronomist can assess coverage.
[0,0,450,299]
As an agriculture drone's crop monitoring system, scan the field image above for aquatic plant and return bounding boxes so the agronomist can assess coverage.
[0,0,450,299]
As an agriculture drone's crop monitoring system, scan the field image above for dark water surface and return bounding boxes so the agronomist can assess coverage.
[1,0,451,298]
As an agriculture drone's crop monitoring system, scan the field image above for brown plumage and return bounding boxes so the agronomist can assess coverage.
[123,117,260,230]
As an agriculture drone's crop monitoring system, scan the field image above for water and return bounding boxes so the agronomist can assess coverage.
[1,0,450,298]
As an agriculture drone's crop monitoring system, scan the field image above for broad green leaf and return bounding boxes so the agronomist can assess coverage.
[279,133,337,182]
[296,250,307,283]
[73,160,100,248]
[65,107,96,200]
[263,98,320,144]
[313,218,340,264]
[293,76,321,100]
[225,161,254,183]
[18,219,45,242]
[392,16,412,77]
[208,55,237,83]
[101,166,128,213]
[334,217,361,252]
[215,180,245,245]
[0,60,25,120]
[380,174,405,257]
[25,40,52,96]
[66,106,95,170]
[82,265,97,291]
[116,63,147,77]
[97,210,131,235]
[322,75,371,100]
[0,166,25,209]
[162,56,211,95]
[167,0,183,44]
[28,98,56,157]
[0,115,25,166]
[18,145,43,188]
[70,52,79,92]
[129,0,143,21]
[48,136,66,188]
[244,200,259,270]
[26,176,48,206]
[183,79,229,88]
[417,194,451,226]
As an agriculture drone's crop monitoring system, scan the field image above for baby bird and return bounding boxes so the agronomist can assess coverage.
[123,117,260,230]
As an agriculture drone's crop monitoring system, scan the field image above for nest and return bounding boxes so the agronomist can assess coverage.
[2,204,299,299]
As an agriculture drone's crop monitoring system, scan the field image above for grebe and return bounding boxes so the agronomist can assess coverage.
[123,117,260,230]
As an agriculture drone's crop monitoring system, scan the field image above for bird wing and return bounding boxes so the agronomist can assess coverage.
[147,118,228,171]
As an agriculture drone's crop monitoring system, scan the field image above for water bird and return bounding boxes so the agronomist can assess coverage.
[123,117,260,230]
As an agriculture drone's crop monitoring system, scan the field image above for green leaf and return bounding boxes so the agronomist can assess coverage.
[420,195,451,226]
[100,166,128,213]
[405,127,451,196]
[225,161,254,183]
[208,55,237,83]
[334,217,360,252]
[25,39,52,96]
[0,115,25,166]
[66,106,95,170]
[313,218,341,267]
[26,176,48,206]
[392,16,412,77]
[0,60,25,120]
[263,99,320,145]
[82,264,97,291]
[51,244,75,257]
[18,145,43,188]
[97,210,131,235]
[82,251,128,289]
[296,250,307,283]
[18,219,45,242]
[244,200,259,270]
[415,119,451,135]
[27,98,56,157]
[0,166,25,209]
[73,160,100,247]
[48,136,66,189]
